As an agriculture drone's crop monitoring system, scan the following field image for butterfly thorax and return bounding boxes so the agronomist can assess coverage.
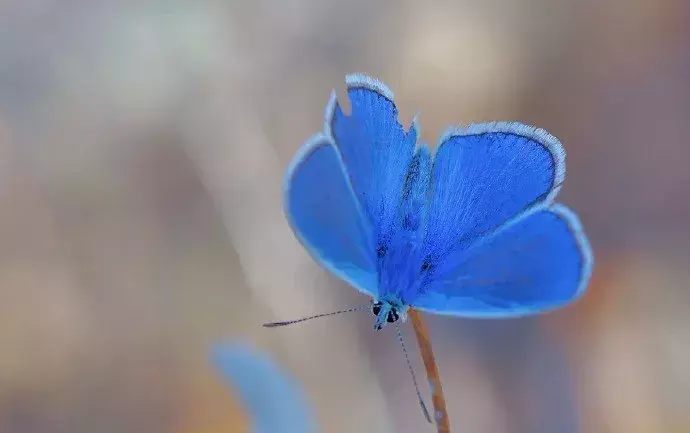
[374,231,429,329]
[371,296,408,330]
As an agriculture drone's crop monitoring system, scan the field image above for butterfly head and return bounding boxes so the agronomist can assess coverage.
[371,297,408,331]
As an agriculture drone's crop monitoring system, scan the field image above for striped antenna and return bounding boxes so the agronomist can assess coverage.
[263,304,370,328]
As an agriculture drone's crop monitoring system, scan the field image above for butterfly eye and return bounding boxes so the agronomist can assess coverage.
[372,302,383,316]
[386,309,400,323]
[420,257,433,273]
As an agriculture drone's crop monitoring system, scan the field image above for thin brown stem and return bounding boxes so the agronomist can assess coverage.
[409,309,450,433]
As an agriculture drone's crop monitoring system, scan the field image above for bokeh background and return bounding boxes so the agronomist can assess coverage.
[1,0,689,432]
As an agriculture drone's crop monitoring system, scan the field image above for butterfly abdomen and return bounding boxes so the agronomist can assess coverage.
[374,145,434,301]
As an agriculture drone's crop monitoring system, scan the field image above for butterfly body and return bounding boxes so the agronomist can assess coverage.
[282,74,593,329]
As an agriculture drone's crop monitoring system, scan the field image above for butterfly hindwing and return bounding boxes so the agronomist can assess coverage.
[284,134,377,297]
[413,204,593,317]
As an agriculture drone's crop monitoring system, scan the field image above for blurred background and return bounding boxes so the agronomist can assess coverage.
[0,0,689,432]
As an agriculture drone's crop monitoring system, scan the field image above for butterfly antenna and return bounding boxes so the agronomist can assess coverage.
[263,304,370,328]
[396,324,433,424]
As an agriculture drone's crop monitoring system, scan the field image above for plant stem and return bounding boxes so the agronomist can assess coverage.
[409,309,450,433]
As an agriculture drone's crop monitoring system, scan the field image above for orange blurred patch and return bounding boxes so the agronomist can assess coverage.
[545,251,626,339]
[174,361,248,433]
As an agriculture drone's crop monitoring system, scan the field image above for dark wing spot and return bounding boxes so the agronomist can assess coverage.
[402,156,420,201]
[420,257,433,273]
[402,212,421,231]
[377,243,387,258]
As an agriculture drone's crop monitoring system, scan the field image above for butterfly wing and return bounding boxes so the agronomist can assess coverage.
[414,204,593,317]
[423,122,565,258]
[284,134,377,296]
[285,75,418,298]
[327,74,417,252]
[412,122,592,316]
[400,145,432,234]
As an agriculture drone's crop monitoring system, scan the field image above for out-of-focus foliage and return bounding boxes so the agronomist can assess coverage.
[213,343,317,433]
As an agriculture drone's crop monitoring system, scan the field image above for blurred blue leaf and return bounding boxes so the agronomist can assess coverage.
[212,342,318,433]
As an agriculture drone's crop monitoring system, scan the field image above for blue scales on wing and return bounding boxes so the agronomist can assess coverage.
[409,123,593,316]
[414,204,593,316]
[283,134,377,296]
[328,75,418,261]
[284,75,418,298]
[377,145,432,301]
[400,145,432,235]
[423,123,565,258]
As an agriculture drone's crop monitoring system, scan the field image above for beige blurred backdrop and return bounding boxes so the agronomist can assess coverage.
[0,0,689,432]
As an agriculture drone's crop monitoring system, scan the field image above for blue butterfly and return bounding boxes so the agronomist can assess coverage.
[268,73,592,327]
[264,73,593,421]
